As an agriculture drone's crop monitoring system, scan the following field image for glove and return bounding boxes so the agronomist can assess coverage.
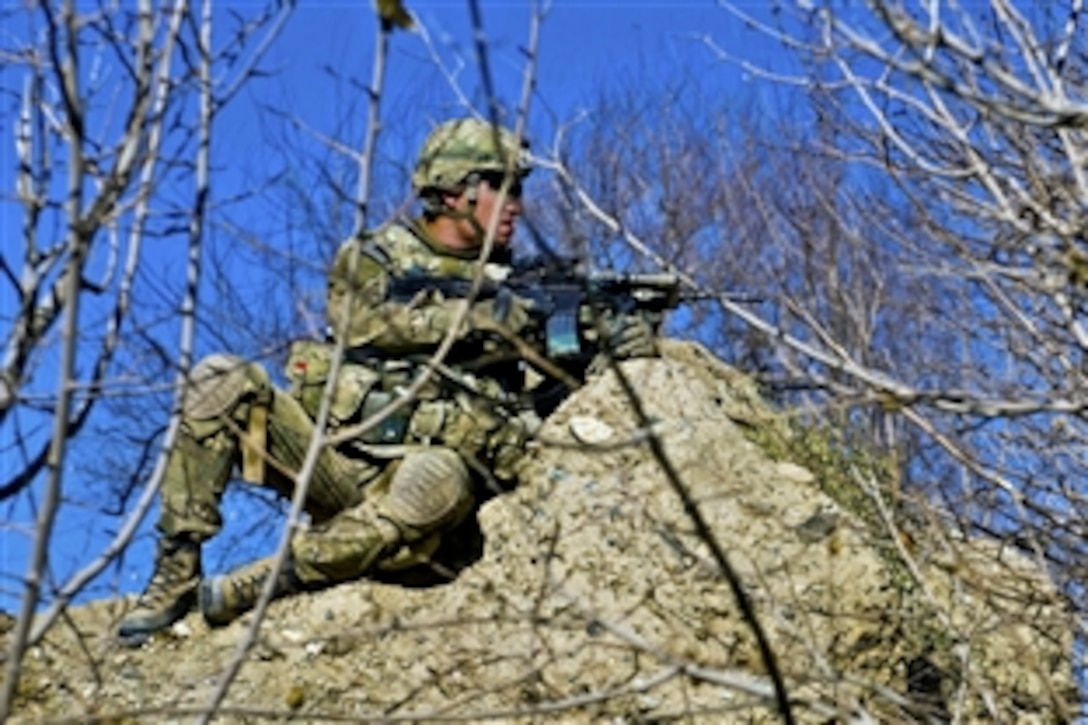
[468,288,534,336]
[604,312,657,359]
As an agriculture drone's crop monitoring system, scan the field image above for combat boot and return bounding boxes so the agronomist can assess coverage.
[199,556,302,627]
[118,536,201,647]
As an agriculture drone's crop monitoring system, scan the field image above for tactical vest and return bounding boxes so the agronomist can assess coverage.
[286,223,531,477]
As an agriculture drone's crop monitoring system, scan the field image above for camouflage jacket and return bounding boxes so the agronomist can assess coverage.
[327,220,516,355]
[311,221,538,471]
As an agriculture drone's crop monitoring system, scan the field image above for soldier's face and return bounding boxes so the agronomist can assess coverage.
[460,171,523,249]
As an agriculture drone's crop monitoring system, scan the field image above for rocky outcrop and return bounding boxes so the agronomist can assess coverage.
[7,340,1076,722]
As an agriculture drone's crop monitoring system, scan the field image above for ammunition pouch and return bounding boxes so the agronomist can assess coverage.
[286,340,531,475]
[285,340,416,445]
[407,400,449,443]
[407,391,530,482]
[285,340,333,418]
[487,410,539,482]
[359,389,413,444]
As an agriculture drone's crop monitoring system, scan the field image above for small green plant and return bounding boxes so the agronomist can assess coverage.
[743,413,900,520]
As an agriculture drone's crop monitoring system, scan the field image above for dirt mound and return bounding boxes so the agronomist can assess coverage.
[7,341,1076,722]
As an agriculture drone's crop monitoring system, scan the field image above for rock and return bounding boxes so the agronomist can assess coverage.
[8,340,1075,723]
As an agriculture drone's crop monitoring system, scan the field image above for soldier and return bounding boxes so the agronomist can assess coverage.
[117,117,657,646]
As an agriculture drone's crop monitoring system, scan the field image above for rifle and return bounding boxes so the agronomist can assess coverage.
[389,257,758,360]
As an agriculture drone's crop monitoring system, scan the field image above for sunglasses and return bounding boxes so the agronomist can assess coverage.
[475,170,523,198]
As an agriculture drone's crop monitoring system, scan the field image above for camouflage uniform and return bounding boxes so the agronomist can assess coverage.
[118,118,543,645]
[285,220,538,584]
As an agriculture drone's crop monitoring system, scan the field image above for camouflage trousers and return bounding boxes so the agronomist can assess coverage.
[159,354,475,586]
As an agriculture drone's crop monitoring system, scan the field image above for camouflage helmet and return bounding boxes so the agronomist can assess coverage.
[412,118,530,194]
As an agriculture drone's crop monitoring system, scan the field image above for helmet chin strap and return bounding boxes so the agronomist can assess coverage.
[463,209,490,246]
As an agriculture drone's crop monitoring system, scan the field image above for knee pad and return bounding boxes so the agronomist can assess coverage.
[182,354,270,436]
[380,449,473,539]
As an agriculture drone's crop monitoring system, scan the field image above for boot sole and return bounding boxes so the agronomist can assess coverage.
[117,592,195,647]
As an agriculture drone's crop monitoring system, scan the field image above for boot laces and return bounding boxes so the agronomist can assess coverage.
[138,549,196,608]
[228,563,279,606]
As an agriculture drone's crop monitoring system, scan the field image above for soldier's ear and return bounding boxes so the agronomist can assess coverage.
[441,188,466,209]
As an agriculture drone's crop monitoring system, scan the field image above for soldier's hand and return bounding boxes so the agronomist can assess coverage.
[604,313,657,359]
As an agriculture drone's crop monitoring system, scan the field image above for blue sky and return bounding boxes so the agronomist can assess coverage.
[211,1,764,181]
[0,0,774,611]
